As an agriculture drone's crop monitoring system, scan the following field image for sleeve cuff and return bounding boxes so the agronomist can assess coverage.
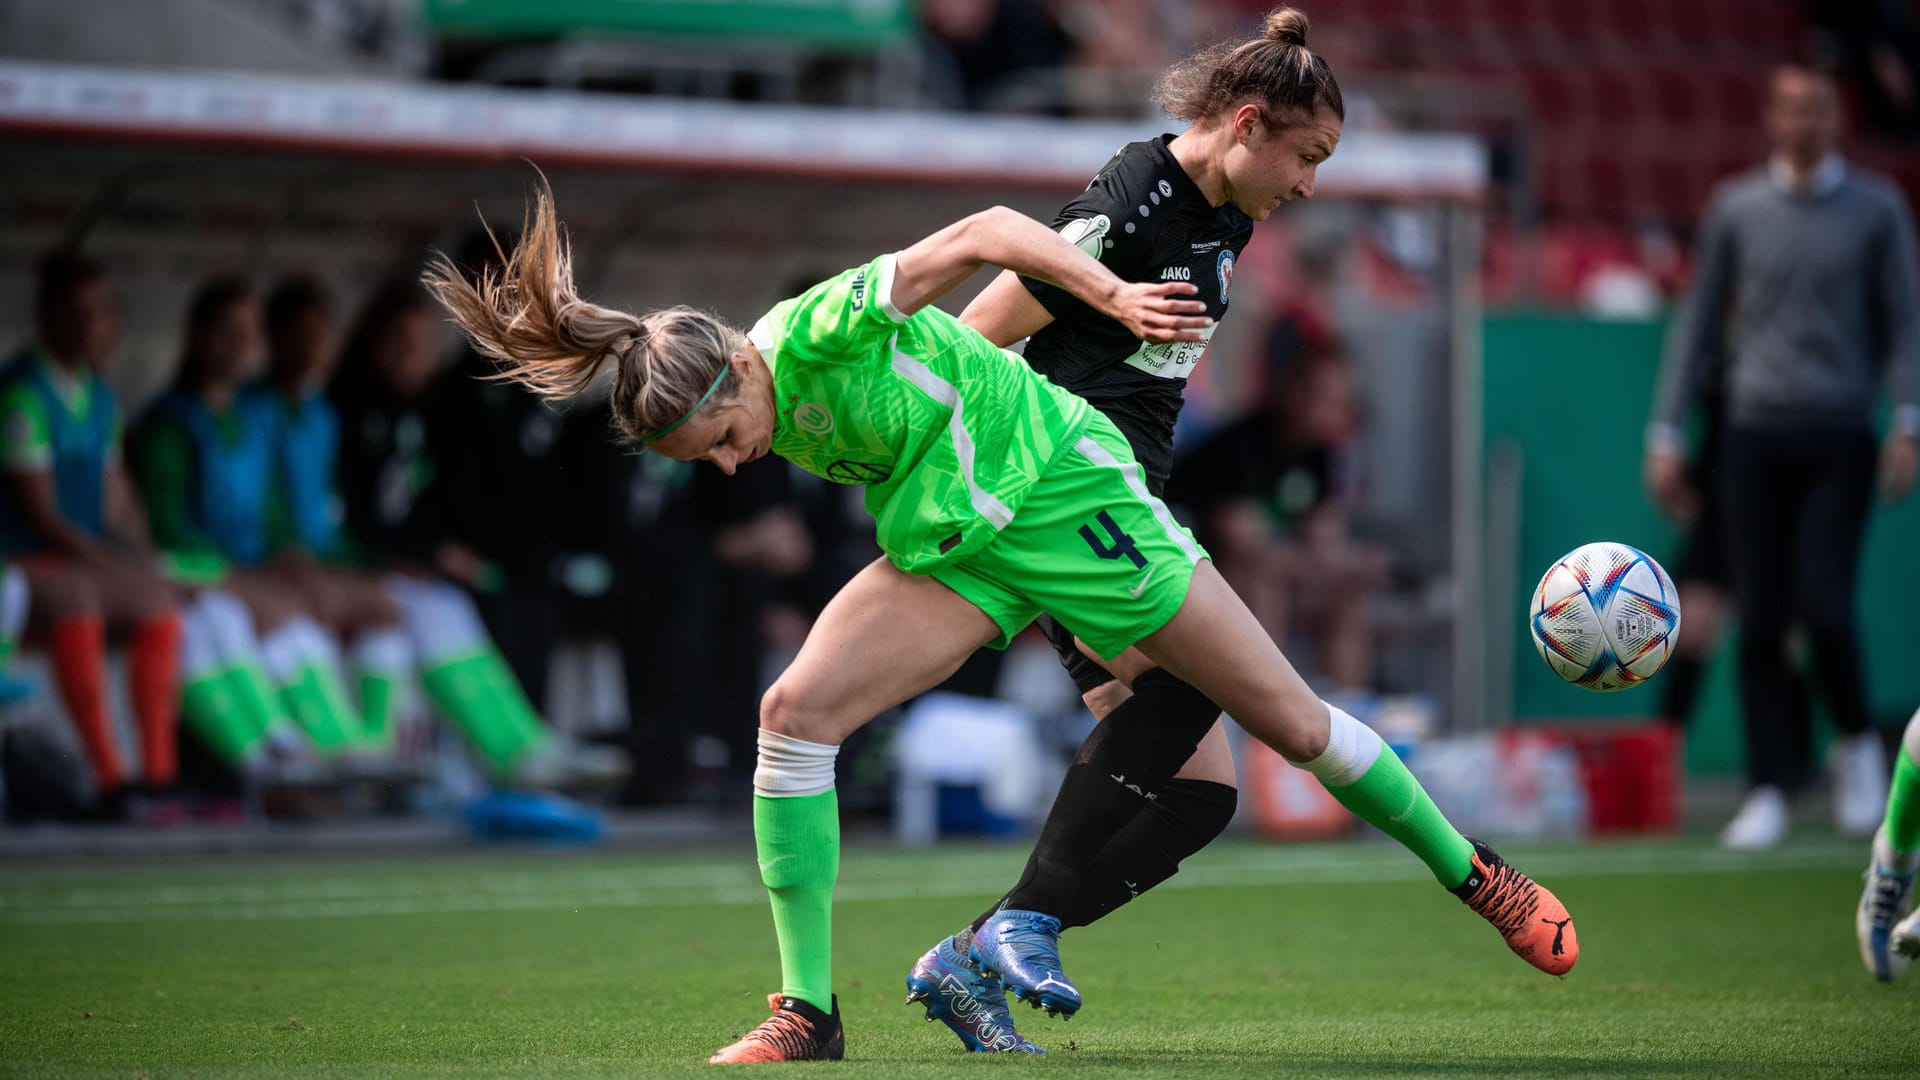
[1644,423,1686,456]
[875,253,909,323]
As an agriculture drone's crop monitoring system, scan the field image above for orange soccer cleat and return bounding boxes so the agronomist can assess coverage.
[709,993,845,1064]
[1451,838,1579,976]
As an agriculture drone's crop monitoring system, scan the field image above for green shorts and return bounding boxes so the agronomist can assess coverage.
[932,417,1207,661]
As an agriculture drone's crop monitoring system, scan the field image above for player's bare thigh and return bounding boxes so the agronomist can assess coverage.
[760,556,1000,746]
[1134,560,1328,763]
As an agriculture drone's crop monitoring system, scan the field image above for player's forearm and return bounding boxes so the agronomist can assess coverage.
[894,207,1118,319]
[960,207,1121,316]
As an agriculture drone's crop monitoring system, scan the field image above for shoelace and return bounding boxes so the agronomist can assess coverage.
[1466,860,1543,937]
[1863,868,1914,930]
[995,917,1064,966]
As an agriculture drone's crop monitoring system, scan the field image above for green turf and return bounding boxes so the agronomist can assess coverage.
[0,835,1913,1078]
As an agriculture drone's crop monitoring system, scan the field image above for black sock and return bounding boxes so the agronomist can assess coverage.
[1056,778,1237,929]
[989,668,1222,921]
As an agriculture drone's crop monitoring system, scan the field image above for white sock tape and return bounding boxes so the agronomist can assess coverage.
[1300,702,1384,788]
[753,729,838,798]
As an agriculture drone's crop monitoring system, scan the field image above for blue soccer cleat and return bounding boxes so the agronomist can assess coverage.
[969,909,1081,1018]
[905,930,1043,1053]
[1857,827,1917,981]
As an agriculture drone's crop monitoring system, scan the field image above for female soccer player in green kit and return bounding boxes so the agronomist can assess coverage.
[427,186,1578,1064]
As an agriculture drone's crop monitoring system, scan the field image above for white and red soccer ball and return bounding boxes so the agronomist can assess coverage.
[1529,541,1682,693]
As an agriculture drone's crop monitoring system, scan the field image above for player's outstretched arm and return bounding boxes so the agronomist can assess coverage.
[889,206,1210,346]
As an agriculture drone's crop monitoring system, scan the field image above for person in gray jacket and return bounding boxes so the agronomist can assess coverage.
[1648,63,1920,850]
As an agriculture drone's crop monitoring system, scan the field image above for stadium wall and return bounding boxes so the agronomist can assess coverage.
[1483,314,1920,775]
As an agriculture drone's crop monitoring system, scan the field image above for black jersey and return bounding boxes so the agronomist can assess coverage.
[1020,134,1254,494]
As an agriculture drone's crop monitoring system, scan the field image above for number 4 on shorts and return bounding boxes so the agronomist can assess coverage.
[1078,510,1148,569]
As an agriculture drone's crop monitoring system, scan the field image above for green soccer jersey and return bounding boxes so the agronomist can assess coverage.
[748,254,1095,574]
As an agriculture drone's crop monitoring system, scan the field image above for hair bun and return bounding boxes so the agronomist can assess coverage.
[1265,6,1309,46]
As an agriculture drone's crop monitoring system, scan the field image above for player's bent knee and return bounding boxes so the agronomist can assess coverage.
[758,679,846,746]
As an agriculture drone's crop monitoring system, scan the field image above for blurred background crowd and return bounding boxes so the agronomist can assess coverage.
[1,0,1917,845]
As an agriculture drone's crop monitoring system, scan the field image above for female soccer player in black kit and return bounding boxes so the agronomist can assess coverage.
[905,7,1570,1055]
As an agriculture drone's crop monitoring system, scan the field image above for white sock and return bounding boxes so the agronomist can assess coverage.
[176,605,223,680]
[352,626,412,679]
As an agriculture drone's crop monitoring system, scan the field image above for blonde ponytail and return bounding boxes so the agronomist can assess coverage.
[423,183,744,444]
[422,184,640,404]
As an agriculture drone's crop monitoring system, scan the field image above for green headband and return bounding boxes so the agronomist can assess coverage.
[640,363,730,444]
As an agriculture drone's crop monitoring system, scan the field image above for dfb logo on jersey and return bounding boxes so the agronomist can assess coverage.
[1058,215,1113,261]
[1216,250,1236,304]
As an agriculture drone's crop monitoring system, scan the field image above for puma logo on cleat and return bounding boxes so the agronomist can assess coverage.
[1035,976,1072,993]
[1544,917,1572,956]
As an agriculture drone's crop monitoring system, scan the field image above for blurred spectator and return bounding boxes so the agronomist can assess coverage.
[254,275,411,742]
[0,560,26,706]
[916,0,1070,112]
[549,393,705,804]
[1170,348,1389,695]
[131,276,376,758]
[1651,331,1815,766]
[330,281,621,790]
[1814,3,1920,138]
[0,252,183,818]
[1648,65,1920,849]
[684,457,815,791]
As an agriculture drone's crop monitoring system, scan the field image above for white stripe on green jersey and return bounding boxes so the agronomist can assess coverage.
[747,253,1095,574]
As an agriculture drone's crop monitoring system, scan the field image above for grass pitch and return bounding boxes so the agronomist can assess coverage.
[1,834,1913,1078]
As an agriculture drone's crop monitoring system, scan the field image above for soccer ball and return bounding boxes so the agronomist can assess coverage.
[1529,541,1681,692]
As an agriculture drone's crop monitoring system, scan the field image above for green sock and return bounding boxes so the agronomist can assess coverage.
[1324,750,1476,888]
[1886,745,1920,856]
[180,668,267,763]
[228,660,289,741]
[0,638,15,669]
[473,648,550,749]
[358,671,399,744]
[279,662,368,751]
[420,652,543,772]
[754,790,839,1013]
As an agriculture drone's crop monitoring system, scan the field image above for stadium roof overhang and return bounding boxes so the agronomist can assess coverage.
[0,61,1489,203]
